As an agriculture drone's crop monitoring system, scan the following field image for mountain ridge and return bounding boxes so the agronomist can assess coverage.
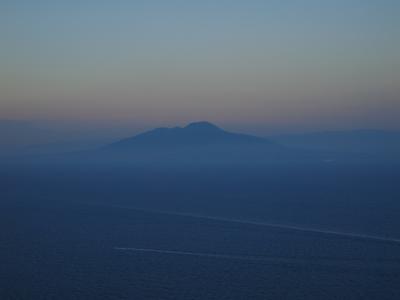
[108,121,271,150]
[94,121,298,163]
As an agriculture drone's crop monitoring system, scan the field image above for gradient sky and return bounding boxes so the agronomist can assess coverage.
[1,0,399,133]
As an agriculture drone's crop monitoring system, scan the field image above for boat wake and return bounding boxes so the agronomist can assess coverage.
[98,204,400,245]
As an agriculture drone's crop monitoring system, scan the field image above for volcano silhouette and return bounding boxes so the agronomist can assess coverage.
[99,121,295,163]
[109,121,269,149]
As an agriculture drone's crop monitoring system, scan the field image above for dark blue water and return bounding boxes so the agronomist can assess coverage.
[1,163,400,299]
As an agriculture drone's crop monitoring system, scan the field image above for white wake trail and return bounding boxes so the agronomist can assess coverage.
[114,247,270,262]
[113,247,400,269]
[184,214,400,244]
[92,203,400,244]
[114,247,321,265]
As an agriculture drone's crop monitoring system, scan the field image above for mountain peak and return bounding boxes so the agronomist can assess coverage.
[184,121,221,131]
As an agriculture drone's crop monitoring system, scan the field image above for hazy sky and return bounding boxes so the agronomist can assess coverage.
[1,0,399,133]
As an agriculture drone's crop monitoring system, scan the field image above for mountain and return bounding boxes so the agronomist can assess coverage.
[109,121,267,149]
[99,121,295,164]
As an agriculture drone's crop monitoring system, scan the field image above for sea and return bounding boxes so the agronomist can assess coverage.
[1,162,400,299]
